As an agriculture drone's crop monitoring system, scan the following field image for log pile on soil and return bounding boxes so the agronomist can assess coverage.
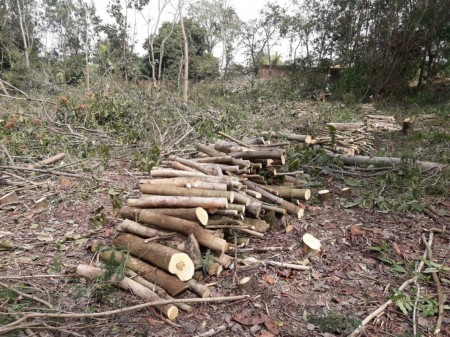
[77,132,317,320]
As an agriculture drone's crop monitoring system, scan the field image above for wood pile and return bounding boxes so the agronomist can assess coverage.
[79,131,317,320]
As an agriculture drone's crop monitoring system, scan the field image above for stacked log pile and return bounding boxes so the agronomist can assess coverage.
[78,132,317,320]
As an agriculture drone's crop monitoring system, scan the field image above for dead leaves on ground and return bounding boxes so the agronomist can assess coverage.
[232,308,280,335]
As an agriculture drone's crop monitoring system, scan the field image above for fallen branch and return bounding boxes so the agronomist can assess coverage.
[349,232,433,337]
[421,233,444,335]
[0,281,53,309]
[0,295,249,334]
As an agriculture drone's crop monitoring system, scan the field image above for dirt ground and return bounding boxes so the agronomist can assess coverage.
[1,159,449,337]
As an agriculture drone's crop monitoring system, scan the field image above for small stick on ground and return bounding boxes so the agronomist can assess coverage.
[421,232,444,335]
[197,325,227,337]
[0,281,53,309]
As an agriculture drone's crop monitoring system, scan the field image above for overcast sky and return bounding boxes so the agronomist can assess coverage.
[95,0,291,64]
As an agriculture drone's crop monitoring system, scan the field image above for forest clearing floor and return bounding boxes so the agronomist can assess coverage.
[1,96,449,337]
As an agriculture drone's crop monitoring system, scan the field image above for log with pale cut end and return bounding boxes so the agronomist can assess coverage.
[125,269,193,312]
[140,178,228,191]
[207,262,223,276]
[127,196,228,210]
[341,187,351,198]
[207,164,240,173]
[228,204,246,214]
[272,187,311,201]
[239,276,255,293]
[261,203,287,215]
[195,143,226,157]
[245,137,265,145]
[326,122,365,131]
[261,131,313,144]
[77,264,178,320]
[91,246,188,297]
[0,191,18,205]
[209,209,238,217]
[245,190,261,199]
[229,150,286,165]
[133,210,230,253]
[113,234,195,281]
[231,190,251,206]
[402,117,411,133]
[117,219,177,238]
[301,233,321,255]
[140,184,234,203]
[34,197,48,209]
[187,279,211,298]
[39,152,66,166]
[238,218,270,233]
[317,190,330,203]
[214,253,234,269]
[123,207,209,226]
[246,199,262,218]
[172,161,202,173]
[236,237,251,246]
[169,155,223,176]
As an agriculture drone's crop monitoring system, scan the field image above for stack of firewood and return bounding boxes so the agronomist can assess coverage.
[77,132,318,320]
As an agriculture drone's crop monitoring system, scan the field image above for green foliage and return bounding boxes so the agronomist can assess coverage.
[366,240,410,275]
[390,290,414,316]
[200,249,215,273]
[307,311,360,335]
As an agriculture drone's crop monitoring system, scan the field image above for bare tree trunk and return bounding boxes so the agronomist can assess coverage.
[179,0,189,104]
[16,0,30,69]
[85,7,90,93]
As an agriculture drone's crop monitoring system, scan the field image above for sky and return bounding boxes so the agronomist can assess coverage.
[95,0,291,64]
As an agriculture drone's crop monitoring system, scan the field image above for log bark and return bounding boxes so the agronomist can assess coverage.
[91,246,188,296]
[246,199,262,218]
[261,204,287,215]
[127,196,228,210]
[39,153,66,166]
[331,154,445,171]
[187,279,210,298]
[326,122,364,131]
[148,171,239,186]
[261,131,313,144]
[214,253,234,269]
[301,233,321,255]
[172,161,202,173]
[207,262,223,276]
[245,137,265,145]
[124,269,193,312]
[181,234,202,267]
[228,204,245,213]
[271,187,311,201]
[135,207,209,226]
[239,276,255,293]
[76,265,178,320]
[244,190,261,199]
[230,190,251,206]
[122,210,229,253]
[317,190,330,203]
[238,219,270,233]
[170,155,223,176]
[117,219,177,238]
[140,184,234,203]
[195,144,225,157]
[341,187,351,198]
[229,150,286,164]
[113,234,195,281]
[140,178,227,191]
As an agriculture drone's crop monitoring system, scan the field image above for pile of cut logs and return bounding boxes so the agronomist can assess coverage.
[77,132,320,321]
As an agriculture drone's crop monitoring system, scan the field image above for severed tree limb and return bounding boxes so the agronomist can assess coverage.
[198,325,227,337]
[0,281,53,309]
[349,232,433,337]
[421,233,444,335]
[0,295,249,335]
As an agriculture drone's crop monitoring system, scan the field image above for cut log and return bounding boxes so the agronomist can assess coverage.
[341,187,350,198]
[217,131,251,148]
[246,199,262,218]
[236,237,251,246]
[195,143,225,157]
[262,131,313,144]
[228,204,245,213]
[326,122,364,131]
[244,190,261,199]
[187,279,210,298]
[91,246,188,296]
[271,187,311,201]
[76,264,178,320]
[261,204,287,215]
[130,207,209,226]
[239,276,255,293]
[330,154,446,171]
[172,161,202,173]
[231,190,251,206]
[229,150,286,165]
[301,233,321,255]
[244,180,303,218]
[117,219,177,238]
[140,178,227,191]
[184,234,202,267]
[122,210,229,253]
[207,216,235,225]
[402,118,411,133]
[0,191,18,206]
[34,197,48,210]
[140,185,234,203]
[245,137,265,145]
[214,253,234,269]
[238,219,270,233]
[206,164,240,173]
[113,234,195,281]
[317,190,330,203]
[124,269,193,312]
[38,153,66,166]
[127,196,228,210]
[169,155,223,176]
[207,262,223,276]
